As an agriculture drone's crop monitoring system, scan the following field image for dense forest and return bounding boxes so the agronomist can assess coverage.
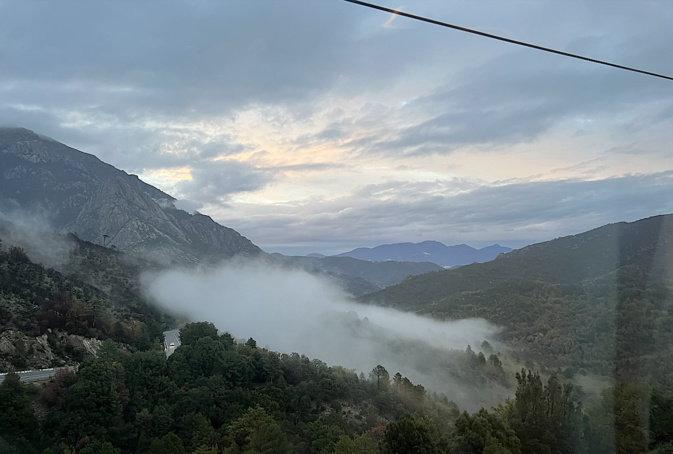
[406,268,673,388]
[2,321,673,453]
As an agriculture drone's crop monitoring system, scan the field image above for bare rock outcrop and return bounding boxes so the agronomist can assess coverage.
[0,329,102,373]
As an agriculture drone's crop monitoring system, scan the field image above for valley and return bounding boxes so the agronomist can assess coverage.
[1,129,672,453]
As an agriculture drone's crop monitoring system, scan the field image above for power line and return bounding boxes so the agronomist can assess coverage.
[344,0,673,82]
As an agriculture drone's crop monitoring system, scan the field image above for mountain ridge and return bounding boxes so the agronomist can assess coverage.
[0,127,261,265]
[360,214,673,309]
[336,240,512,267]
[269,253,443,295]
[359,214,673,382]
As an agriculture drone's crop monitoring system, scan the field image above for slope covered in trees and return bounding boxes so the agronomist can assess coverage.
[0,234,172,370]
[2,321,672,453]
[360,215,673,387]
[362,215,673,308]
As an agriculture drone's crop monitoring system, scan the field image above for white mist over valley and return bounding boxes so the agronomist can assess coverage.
[143,259,506,408]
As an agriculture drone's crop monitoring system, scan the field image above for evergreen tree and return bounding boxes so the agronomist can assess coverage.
[369,365,390,392]
[509,370,582,454]
[223,406,291,454]
[333,433,378,454]
[146,432,185,454]
[380,412,439,454]
[179,321,219,346]
[0,372,38,445]
[452,409,521,454]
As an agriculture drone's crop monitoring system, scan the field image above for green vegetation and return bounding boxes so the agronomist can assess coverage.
[361,215,673,389]
[2,325,672,453]
[0,236,172,369]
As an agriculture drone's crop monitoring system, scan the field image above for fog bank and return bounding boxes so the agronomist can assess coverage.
[0,209,75,267]
[144,259,507,408]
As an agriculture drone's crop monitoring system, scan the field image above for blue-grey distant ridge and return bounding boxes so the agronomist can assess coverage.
[336,241,512,268]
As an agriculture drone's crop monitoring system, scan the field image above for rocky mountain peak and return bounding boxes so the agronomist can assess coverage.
[0,127,261,265]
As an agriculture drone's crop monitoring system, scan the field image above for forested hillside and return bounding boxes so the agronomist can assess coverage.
[0,236,172,370]
[362,215,672,307]
[3,321,673,453]
[361,215,673,387]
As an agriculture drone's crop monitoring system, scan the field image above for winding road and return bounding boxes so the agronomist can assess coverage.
[163,329,181,357]
[1,330,182,382]
[0,366,77,383]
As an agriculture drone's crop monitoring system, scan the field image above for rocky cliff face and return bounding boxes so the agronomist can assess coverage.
[0,127,261,264]
[0,329,102,371]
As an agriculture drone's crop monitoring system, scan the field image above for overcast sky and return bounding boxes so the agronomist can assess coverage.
[2,0,672,255]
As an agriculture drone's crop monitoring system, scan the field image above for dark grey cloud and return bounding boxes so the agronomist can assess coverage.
[0,1,353,108]
[357,49,673,156]
[0,1,366,171]
[4,0,671,167]
[172,160,348,210]
[340,1,673,157]
[175,160,273,206]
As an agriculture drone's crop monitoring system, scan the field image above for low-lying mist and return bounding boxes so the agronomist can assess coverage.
[143,259,509,409]
[0,209,75,267]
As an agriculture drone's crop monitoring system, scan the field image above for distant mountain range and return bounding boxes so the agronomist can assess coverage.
[4,126,673,390]
[335,241,512,267]
[270,253,442,295]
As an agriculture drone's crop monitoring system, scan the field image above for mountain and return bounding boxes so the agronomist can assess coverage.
[336,241,512,267]
[4,219,671,454]
[0,127,261,265]
[361,215,673,308]
[0,127,443,292]
[269,254,443,296]
[360,214,673,384]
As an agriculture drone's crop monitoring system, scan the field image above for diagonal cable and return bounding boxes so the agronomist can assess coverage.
[344,0,673,81]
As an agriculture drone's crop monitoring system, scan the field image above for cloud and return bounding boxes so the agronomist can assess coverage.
[174,161,274,206]
[356,48,673,156]
[334,0,673,158]
[0,1,364,172]
[221,172,673,254]
[0,208,75,267]
[0,2,356,108]
[143,259,505,409]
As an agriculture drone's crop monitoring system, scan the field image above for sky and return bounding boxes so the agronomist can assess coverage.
[1,0,673,256]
